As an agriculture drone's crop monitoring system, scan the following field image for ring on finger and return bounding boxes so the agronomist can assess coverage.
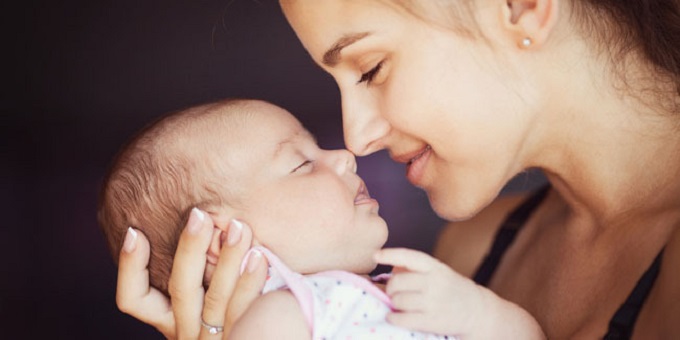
[201,318,224,335]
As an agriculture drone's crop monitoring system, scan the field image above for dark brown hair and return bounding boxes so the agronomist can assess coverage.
[573,0,680,104]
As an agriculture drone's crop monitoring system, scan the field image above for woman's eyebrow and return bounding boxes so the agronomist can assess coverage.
[323,32,371,67]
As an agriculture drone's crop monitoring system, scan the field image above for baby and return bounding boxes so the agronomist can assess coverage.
[98,99,454,339]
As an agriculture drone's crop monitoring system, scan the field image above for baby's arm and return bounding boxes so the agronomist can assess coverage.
[376,248,545,339]
[228,290,311,339]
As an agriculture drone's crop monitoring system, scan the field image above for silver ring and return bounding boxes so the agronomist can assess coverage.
[201,318,224,335]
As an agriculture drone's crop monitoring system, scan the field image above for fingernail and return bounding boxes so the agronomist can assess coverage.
[246,249,262,273]
[227,219,243,247]
[123,227,138,253]
[187,207,206,235]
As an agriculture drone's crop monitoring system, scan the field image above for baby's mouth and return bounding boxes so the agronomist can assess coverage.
[354,181,372,204]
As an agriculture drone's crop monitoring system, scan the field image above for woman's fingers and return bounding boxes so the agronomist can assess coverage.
[375,247,439,273]
[224,249,269,334]
[199,220,258,339]
[168,208,215,339]
[116,228,175,338]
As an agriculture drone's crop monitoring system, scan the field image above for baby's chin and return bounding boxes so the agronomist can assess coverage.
[336,256,381,275]
[292,253,379,275]
[355,262,380,275]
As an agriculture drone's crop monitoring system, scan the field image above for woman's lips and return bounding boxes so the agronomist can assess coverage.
[406,145,432,186]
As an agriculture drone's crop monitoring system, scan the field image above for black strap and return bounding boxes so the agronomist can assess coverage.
[604,250,664,339]
[473,185,551,286]
[472,184,663,338]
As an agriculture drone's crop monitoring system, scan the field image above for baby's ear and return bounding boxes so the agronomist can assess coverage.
[204,210,252,272]
[206,225,224,266]
[203,223,224,286]
[206,213,231,266]
[203,212,261,285]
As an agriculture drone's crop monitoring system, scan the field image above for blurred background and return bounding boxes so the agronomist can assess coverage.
[5,0,543,338]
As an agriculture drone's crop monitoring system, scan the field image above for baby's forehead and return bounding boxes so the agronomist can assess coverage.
[212,100,298,126]
[196,100,312,156]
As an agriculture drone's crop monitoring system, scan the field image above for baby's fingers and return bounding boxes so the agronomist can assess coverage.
[385,272,425,296]
[116,228,175,337]
[390,291,426,312]
[375,248,439,273]
[386,311,436,334]
[388,311,461,338]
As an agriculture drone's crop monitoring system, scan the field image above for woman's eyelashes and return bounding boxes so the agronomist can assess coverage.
[291,160,313,173]
[357,60,384,85]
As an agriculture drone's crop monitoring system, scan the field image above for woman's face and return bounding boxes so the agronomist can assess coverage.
[281,0,539,220]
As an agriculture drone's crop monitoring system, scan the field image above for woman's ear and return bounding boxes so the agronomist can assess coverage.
[501,0,559,48]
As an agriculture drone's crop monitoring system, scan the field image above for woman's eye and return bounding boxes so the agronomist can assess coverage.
[291,160,313,173]
[357,61,384,85]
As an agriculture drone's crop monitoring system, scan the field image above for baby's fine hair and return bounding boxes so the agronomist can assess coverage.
[97,98,253,296]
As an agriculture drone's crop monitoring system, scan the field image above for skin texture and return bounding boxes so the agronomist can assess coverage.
[280,0,680,338]
[115,0,680,338]
[116,100,391,339]
[280,0,542,222]
[200,100,389,276]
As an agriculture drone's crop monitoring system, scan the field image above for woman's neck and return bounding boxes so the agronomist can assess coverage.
[528,48,680,236]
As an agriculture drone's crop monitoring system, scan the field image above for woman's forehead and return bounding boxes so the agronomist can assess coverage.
[280,0,409,61]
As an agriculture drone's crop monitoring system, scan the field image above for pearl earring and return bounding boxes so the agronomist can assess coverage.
[521,37,532,48]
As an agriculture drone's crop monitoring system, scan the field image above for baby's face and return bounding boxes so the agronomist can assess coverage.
[210,101,388,274]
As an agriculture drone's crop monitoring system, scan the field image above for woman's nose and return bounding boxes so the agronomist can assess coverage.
[341,88,390,156]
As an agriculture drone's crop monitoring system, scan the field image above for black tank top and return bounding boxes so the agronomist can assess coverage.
[473,186,663,339]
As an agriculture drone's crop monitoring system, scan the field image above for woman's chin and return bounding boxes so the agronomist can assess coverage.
[428,190,491,222]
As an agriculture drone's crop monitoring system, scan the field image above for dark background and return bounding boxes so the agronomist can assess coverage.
[6,1,542,338]
[6,1,445,338]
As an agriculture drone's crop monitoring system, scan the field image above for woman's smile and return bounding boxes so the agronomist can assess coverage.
[405,145,432,187]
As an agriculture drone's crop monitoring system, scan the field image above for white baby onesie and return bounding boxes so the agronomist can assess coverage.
[249,247,456,340]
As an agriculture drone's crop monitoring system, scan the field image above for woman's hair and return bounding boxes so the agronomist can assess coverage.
[391,0,680,110]
[97,99,246,296]
[572,0,680,104]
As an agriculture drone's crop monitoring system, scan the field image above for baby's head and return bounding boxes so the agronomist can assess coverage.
[98,99,388,296]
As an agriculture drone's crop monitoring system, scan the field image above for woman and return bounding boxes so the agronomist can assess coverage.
[116,0,680,338]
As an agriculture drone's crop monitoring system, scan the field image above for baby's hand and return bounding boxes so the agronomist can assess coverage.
[375,248,545,339]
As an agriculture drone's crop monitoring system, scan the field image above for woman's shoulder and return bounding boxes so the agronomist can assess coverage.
[433,191,533,278]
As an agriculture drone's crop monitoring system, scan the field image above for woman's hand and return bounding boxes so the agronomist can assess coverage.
[115,208,268,339]
[375,248,545,339]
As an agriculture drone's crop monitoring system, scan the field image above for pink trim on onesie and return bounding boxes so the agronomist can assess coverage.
[241,246,396,332]
[241,247,316,331]
[241,247,456,340]
[310,270,393,309]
